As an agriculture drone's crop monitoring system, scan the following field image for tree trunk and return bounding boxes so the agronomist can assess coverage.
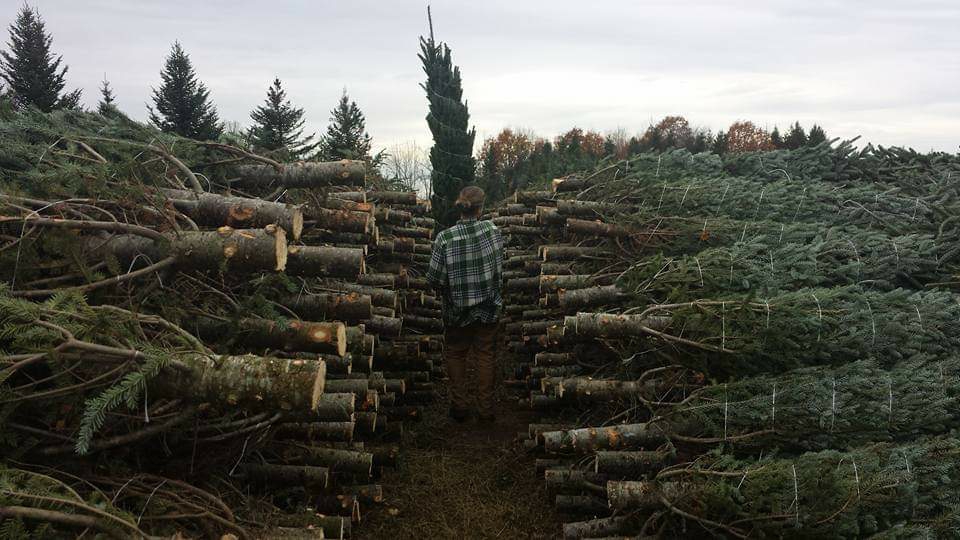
[561,516,630,540]
[273,421,355,442]
[234,160,365,188]
[556,377,656,401]
[536,205,567,226]
[283,292,373,323]
[240,463,329,488]
[514,191,555,205]
[401,314,443,332]
[319,280,398,309]
[285,245,364,279]
[165,190,305,240]
[278,446,373,476]
[542,423,667,454]
[539,245,611,262]
[162,353,326,412]
[567,218,637,238]
[606,480,682,511]
[564,313,672,339]
[594,450,674,477]
[304,207,371,234]
[558,285,626,309]
[195,317,347,356]
[556,199,633,217]
[364,315,403,337]
[540,274,615,293]
[366,191,418,205]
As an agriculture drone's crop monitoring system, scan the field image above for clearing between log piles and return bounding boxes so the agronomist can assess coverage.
[356,381,561,540]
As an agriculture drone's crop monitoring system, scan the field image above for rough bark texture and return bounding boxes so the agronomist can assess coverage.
[284,292,373,322]
[195,317,347,356]
[165,190,305,240]
[285,245,365,279]
[235,160,365,188]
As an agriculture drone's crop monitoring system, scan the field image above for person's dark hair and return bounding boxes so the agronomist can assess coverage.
[455,186,485,217]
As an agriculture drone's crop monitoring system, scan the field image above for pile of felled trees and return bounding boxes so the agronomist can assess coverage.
[493,140,960,538]
[0,108,440,538]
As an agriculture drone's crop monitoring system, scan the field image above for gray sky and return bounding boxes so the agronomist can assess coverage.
[6,0,959,152]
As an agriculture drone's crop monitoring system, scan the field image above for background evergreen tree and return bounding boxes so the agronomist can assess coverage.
[97,76,115,115]
[316,89,374,162]
[148,41,222,140]
[785,122,808,149]
[770,126,784,149]
[419,10,476,225]
[1,5,81,112]
[247,78,316,159]
[807,124,828,146]
[712,130,728,155]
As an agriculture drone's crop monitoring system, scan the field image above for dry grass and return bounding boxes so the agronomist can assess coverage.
[356,390,561,539]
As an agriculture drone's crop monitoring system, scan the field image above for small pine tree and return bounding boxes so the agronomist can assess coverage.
[148,41,222,140]
[0,5,81,112]
[712,130,728,155]
[97,76,115,115]
[316,90,373,162]
[770,126,784,149]
[247,78,317,159]
[784,122,807,150]
[807,124,828,146]
[419,10,477,225]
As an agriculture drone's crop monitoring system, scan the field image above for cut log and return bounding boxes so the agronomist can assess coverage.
[539,245,611,262]
[536,205,567,226]
[366,191,417,205]
[284,292,373,322]
[606,480,682,511]
[301,229,373,246]
[194,317,347,356]
[342,484,383,504]
[551,176,596,193]
[364,315,402,337]
[357,273,397,288]
[162,354,326,412]
[165,190,305,240]
[331,191,367,202]
[556,199,633,217]
[514,191,555,205]
[543,469,609,493]
[273,422,355,442]
[319,281,397,309]
[594,450,674,477]
[278,446,373,476]
[401,314,443,332]
[567,218,638,238]
[285,245,364,279]
[235,160,365,188]
[241,463,329,488]
[374,207,412,224]
[558,285,626,309]
[304,207,371,234]
[562,516,630,540]
[542,423,667,454]
[539,274,615,294]
[556,377,656,401]
[564,313,671,339]
[504,225,549,236]
[534,352,576,366]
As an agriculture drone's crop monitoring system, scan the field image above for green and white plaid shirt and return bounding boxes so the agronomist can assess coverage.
[426,218,504,327]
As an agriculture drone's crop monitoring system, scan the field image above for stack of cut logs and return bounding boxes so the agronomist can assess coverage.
[1,153,441,538]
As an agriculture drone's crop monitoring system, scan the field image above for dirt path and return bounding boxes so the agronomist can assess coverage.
[356,381,560,539]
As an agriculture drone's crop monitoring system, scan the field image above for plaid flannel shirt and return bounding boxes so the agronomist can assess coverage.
[426,218,504,327]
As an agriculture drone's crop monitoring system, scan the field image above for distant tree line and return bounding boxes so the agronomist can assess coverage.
[475,117,831,200]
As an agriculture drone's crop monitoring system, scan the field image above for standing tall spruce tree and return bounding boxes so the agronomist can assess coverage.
[419,10,476,225]
[316,90,373,162]
[248,78,316,159]
[149,42,222,140]
[97,76,115,114]
[1,5,81,112]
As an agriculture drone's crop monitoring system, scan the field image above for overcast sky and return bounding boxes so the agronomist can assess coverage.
[4,0,958,152]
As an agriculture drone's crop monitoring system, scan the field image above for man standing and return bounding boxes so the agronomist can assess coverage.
[426,186,504,423]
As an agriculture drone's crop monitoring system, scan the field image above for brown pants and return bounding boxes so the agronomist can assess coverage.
[444,322,498,415]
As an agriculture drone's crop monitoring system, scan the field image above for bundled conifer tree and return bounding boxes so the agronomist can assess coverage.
[419,12,476,225]
[0,5,81,112]
[148,41,222,140]
[315,89,373,162]
[247,78,316,159]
